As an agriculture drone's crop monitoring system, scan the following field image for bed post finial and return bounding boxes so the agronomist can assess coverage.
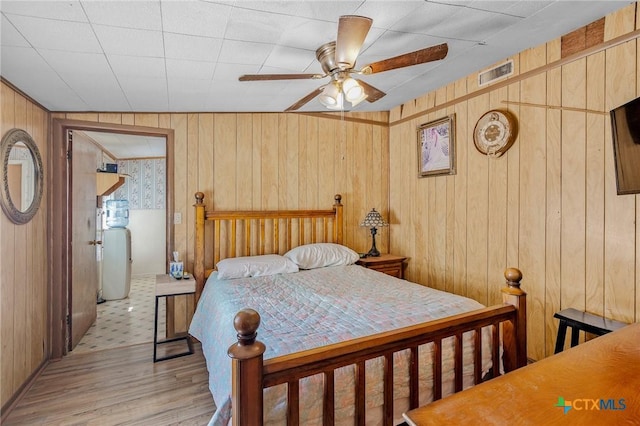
[228,309,265,426]
[233,308,262,346]
[501,267,527,371]
[194,192,206,304]
[504,268,523,291]
[334,194,343,245]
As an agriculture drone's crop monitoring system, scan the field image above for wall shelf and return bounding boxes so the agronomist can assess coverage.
[97,172,125,196]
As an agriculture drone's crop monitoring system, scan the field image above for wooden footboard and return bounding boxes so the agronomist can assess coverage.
[228,268,527,426]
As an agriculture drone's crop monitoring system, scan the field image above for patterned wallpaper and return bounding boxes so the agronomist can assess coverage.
[113,159,165,210]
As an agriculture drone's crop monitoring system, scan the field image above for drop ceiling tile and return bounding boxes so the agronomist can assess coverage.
[5,14,102,53]
[1,15,30,47]
[427,8,521,41]
[469,1,552,16]
[213,63,258,85]
[0,0,631,113]
[93,25,164,57]
[218,40,273,65]
[107,55,166,79]
[232,1,301,15]
[225,8,292,44]
[0,0,87,22]
[391,2,467,35]
[168,77,211,93]
[161,1,232,38]
[263,45,316,72]
[82,1,162,31]
[77,85,130,111]
[277,18,339,50]
[353,1,426,29]
[519,1,630,37]
[119,77,169,111]
[163,33,223,62]
[0,46,88,110]
[208,84,243,99]
[277,82,324,107]
[236,79,291,96]
[166,58,215,80]
[1,45,56,81]
[38,50,113,79]
[169,92,209,112]
[293,1,362,21]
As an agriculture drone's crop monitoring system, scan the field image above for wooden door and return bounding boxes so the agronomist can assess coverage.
[69,131,99,350]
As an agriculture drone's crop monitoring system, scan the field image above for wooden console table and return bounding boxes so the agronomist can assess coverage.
[404,322,640,425]
[154,274,195,362]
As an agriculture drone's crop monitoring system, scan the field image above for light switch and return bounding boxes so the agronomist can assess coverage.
[174,212,182,224]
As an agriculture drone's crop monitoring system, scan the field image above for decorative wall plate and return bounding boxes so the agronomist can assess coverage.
[473,109,518,157]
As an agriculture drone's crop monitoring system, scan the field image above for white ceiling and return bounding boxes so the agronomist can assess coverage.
[0,0,630,115]
[78,130,166,159]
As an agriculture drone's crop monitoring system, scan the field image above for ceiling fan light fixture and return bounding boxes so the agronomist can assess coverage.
[328,92,345,110]
[238,15,448,112]
[343,77,365,103]
[318,82,341,107]
[350,93,366,107]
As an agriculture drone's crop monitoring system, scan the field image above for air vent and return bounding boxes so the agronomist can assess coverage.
[478,59,514,87]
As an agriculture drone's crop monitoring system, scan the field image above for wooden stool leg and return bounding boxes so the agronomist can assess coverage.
[570,327,580,348]
[555,321,568,354]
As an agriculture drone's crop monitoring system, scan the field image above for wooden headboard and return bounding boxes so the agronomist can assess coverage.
[193,192,344,303]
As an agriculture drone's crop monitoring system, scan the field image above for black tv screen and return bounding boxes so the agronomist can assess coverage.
[610,96,640,195]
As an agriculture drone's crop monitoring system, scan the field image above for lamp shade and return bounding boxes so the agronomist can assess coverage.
[319,82,341,108]
[343,77,365,103]
[319,78,365,111]
[360,208,388,228]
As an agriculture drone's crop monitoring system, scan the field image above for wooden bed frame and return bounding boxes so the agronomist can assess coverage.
[193,192,527,426]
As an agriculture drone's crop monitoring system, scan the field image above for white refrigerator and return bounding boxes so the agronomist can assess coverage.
[101,228,132,300]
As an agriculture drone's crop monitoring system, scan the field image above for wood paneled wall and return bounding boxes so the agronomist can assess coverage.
[388,3,640,361]
[1,82,49,410]
[53,111,390,331]
[5,5,636,412]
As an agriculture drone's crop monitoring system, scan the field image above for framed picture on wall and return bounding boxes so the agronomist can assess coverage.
[417,114,456,177]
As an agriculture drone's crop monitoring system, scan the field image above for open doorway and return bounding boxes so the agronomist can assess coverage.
[50,119,174,359]
[73,130,167,354]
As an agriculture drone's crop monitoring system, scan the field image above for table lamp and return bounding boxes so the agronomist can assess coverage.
[360,208,388,257]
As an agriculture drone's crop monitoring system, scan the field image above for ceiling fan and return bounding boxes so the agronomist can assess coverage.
[239,15,449,112]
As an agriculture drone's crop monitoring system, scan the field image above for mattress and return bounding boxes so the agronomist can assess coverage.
[189,264,492,426]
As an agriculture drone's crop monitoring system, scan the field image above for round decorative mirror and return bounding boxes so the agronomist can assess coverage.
[1,128,44,224]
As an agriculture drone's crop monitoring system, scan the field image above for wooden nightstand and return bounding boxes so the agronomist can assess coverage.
[356,253,407,279]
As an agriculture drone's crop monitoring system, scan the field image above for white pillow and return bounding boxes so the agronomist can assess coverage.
[216,254,298,280]
[284,243,359,270]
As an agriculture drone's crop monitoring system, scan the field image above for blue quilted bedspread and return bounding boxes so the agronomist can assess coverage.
[189,265,491,426]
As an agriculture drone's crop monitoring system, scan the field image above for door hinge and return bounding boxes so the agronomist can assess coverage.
[66,150,72,160]
[66,314,70,325]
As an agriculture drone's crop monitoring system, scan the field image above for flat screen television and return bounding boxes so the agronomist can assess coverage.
[610,95,640,195]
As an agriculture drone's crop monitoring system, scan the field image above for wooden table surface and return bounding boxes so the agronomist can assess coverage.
[404,322,640,425]
[155,273,195,296]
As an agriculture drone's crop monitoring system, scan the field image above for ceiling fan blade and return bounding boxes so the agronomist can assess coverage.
[363,43,449,74]
[285,87,324,112]
[335,15,372,69]
[240,74,323,81]
[355,79,386,103]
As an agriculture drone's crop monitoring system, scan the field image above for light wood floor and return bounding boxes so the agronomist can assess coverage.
[4,342,215,425]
